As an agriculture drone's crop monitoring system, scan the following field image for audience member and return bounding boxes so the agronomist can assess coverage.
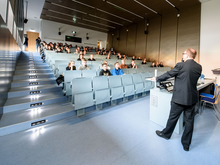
[142,58,147,64]
[137,56,142,60]
[151,62,156,67]
[88,54,96,61]
[77,54,84,61]
[120,59,128,69]
[159,62,164,67]
[123,55,127,60]
[128,60,137,69]
[106,54,111,59]
[78,59,90,70]
[99,63,112,76]
[103,61,111,69]
[112,62,124,76]
[132,56,136,60]
[156,62,160,67]
[56,47,63,53]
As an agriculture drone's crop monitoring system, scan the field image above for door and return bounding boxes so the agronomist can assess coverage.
[27,31,39,52]
[97,42,100,50]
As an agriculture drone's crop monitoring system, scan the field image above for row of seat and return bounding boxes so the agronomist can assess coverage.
[70,73,155,110]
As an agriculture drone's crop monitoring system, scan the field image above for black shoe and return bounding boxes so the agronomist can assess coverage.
[156,130,169,140]
[183,146,189,151]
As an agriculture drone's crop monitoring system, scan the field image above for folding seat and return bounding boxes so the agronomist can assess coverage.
[122,69,129,74]
[108,75,124,105]
[93,76,110,109]
[64,70,82,96]
[121,74,135,100]
[136,68,143,73]
[56,64,67,77]
[128,69,137,74]
[71,77,94,116]
[141,72,154,91]
[88,64,100,70]
[132,73,145,96]
[81,70,97,79]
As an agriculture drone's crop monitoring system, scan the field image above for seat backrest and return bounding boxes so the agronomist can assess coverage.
[214,91,220,104]
[58,64,67,75]
[64,70,82,83]
[122,74,133,85]
[141,72,151,81]
[129,69,137,74]
[109,75,122,88]
[93,76,109,91]
[82,70,97,78]
[132,73,143,84]
[72,77,92,94]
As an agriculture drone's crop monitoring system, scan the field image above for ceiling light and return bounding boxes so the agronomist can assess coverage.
[51,2,87,15]
[46,14,77,23]
[48,9,81,19]
[89,14,123,26]
[82,18,115,29]
[77,22,109,31]
[165,0,175,7]
[134,0,158,14]
[97,8,132,23]
[106,1,143,19]
[72,0,95,9]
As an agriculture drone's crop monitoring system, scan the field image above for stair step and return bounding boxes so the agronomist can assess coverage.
[8,84,62,98]
[0,101,75,136]
[3,92,67,113]
[11,77,57,87]
[16,65,50,69]
[13,73,54,80]
[15,69,52,74]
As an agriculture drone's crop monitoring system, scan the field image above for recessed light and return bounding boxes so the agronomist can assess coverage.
[134,0,158,14]
[89,14,123,26]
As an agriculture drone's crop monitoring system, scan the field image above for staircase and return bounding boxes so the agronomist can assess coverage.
[0,52,75,136]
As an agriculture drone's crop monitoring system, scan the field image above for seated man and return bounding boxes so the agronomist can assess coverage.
[128,60,137,68]
[78,59,91,70]
[112,62,124,76]
[151,62,156,67]
[132,56,136,60]
[56,47,63,53]
[142,58,147,64]
[103,61,111,69]
[120,59,128,69]
[77,54,84,61]
[123,55,127,60]
[159,62,164,67]
[156,62,160,67]
[88,54,96,61]
[99,63,112,76]
[137,56,142,60]
[117,54,122,60]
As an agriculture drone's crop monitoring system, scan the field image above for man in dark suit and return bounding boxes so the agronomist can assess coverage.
[152,48,202,151]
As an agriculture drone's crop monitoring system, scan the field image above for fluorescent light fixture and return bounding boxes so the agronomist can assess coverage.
[89,14,123,26]
[165,0,175,7]
[46,14,108,31]
[97,8,132,23]
[106,1,144,19]
[51,2,87,15]
[78,22,109,31]
[72,0,95,9]
[134,0,158,14]
[48,9,115,29]
[82,18,115,29]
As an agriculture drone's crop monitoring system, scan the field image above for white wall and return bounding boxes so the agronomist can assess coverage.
[200,0,220,79]
[24,18,42,37]
[41,19,108,48]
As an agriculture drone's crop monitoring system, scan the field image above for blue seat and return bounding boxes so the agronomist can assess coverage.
[121,74,135,97]
[93,76,110,106]
[64,70,82,96]
[200,84,218,99]
[132,74,145,94]
[108,75,124,100]
[71,77,94,110]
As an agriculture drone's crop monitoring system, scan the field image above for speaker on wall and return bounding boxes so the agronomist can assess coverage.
[86,37,89,40]
[24,19,28,23]
[117,37,120,40]
[58,32,61,35]
[144,30,148,34]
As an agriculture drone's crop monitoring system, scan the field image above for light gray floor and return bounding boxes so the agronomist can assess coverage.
[0,95,220,165]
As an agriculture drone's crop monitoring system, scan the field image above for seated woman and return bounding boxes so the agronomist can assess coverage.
[112,62,124,76]
[88,54,96,61]
[142,58,147,64]
[159,62,164,67]
[151,62,156,67]
[56,60,76,85]
[99,63,112,76]
[132,56,136,60]
[106,54,111,59]
[77,54,84,61]
[78,59,91,70]
[66,47,71,54]
[137,56,142,60]
[128,60,137,69]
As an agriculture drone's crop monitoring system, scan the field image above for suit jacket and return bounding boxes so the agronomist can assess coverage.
[156,59,202,105]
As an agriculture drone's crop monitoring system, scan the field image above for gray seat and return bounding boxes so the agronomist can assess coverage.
[136,68,143,73]
[132,74,145,94]
[88,64,100,70]
[93,76,110,105]
[82,70,97,78]
[141,73,154,91]
[64,70,82,96]
[71,77,94,110]
[121,74,135,97]
[55,64,66,77]
[108,75,124,100]
[128,69,137,74]
[122,69,129,74]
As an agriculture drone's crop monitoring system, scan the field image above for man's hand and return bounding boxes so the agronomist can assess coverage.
[151,77,156,81]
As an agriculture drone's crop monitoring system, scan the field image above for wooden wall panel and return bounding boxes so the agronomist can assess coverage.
[146,17,161,62]
[177,4,201,63]
[159,12,177,67]
[106,32,112,50]
[118,27,127,54]
[126,24,137,56]
[135,20,146,58]
[112,30,119,52]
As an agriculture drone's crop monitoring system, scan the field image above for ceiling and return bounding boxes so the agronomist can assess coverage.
[39,0,202,33]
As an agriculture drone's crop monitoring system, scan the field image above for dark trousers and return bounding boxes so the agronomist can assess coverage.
[162,101,196,148]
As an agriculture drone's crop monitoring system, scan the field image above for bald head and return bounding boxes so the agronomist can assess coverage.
[186,48,197,59]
